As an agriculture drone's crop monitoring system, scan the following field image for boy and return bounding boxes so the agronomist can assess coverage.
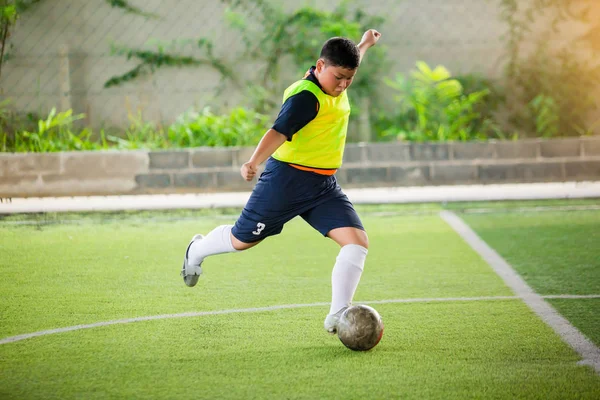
[181,29,382,334]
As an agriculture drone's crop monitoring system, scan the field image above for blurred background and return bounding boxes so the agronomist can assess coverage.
[1,0,599,152]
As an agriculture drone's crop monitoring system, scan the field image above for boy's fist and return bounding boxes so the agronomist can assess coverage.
[360,29,381,47]
[241,161,257,181]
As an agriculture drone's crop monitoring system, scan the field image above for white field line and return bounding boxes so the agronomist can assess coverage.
[2,204,600,228]
[440,210,600,375]
[366,204,600,218]
[459,205,600,214]
[1,181,599,214]
[1,295,599,346]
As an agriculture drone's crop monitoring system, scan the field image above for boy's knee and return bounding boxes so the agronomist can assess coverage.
[328,227,368,249]
[357,230,369,250]
[231,233,261,251]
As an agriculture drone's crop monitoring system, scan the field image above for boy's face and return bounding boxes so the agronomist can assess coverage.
[315,59,357,97]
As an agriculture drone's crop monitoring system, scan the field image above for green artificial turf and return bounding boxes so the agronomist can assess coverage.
[1,203,599,399]
[462,209,600,348]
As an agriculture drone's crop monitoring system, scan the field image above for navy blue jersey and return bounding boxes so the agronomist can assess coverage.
[271,67,323,141]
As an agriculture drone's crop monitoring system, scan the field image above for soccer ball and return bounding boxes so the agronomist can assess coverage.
[337,305,384,351]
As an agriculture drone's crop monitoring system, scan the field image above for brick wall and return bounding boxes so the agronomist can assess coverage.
[1,137,599,198]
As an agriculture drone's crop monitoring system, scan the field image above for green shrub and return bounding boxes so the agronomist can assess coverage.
[380,62,500,142]
[167,107,270,147]
[105,111,168,150]
[507,43,600,137]
[8,108,99,152]
[1,106,271,152]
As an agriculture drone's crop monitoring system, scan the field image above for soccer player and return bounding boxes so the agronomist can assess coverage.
[181,29,382,334]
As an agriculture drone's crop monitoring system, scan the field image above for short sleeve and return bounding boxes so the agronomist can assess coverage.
[272,91,319,141]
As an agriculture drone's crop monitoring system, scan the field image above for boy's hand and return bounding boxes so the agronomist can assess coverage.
[241,161,258,181]
[360,29,381,48]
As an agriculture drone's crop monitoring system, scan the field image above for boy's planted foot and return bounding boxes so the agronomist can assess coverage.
[324,307,348,334]
[180,234,204,287]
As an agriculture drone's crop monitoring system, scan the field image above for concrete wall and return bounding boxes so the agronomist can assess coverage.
[1,137,599,198]
[4,0,598,140]
[0,0,510,128]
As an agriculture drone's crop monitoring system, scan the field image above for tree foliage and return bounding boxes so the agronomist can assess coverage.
[498,0,600,136]
[105,0,159,19]
[0,0,42,79]
[104,0,388,116]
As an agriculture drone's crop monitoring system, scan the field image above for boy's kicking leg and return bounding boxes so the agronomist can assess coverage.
[181,226,260,287]
[180,158,298,287]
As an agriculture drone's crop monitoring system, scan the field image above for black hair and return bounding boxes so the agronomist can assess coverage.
[319,37,360,69]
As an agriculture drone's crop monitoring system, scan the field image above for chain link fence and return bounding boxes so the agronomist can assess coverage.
[1,0,597,137]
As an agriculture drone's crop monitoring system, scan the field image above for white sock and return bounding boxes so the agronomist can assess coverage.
[329,244,368,315]
[187,225,238,266]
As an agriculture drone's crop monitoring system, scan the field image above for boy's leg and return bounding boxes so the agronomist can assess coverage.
[300,192,368,333]
[181,225,240,287]
[327,227,369,314]
[186,225,256,267]
[324,228,368,333]
[182,226,261,287]
[181,158,300,287]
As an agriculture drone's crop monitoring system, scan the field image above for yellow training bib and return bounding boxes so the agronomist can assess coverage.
[272,79,350,169]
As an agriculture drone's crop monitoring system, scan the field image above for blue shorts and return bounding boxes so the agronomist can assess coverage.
[232,158,364,243]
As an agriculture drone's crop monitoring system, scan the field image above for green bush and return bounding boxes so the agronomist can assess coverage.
[379,62,501,142]
[507,43,600,137]
[529,94,559,138]
[5,108,99,152]
[167,107,270,147]
[455,74,505,137]
[1,106,270,152]
[105,111,169,150]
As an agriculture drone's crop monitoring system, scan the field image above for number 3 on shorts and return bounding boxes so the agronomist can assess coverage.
[252,222,266,236]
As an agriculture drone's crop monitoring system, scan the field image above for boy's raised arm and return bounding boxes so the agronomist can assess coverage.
[358,29,382,63]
